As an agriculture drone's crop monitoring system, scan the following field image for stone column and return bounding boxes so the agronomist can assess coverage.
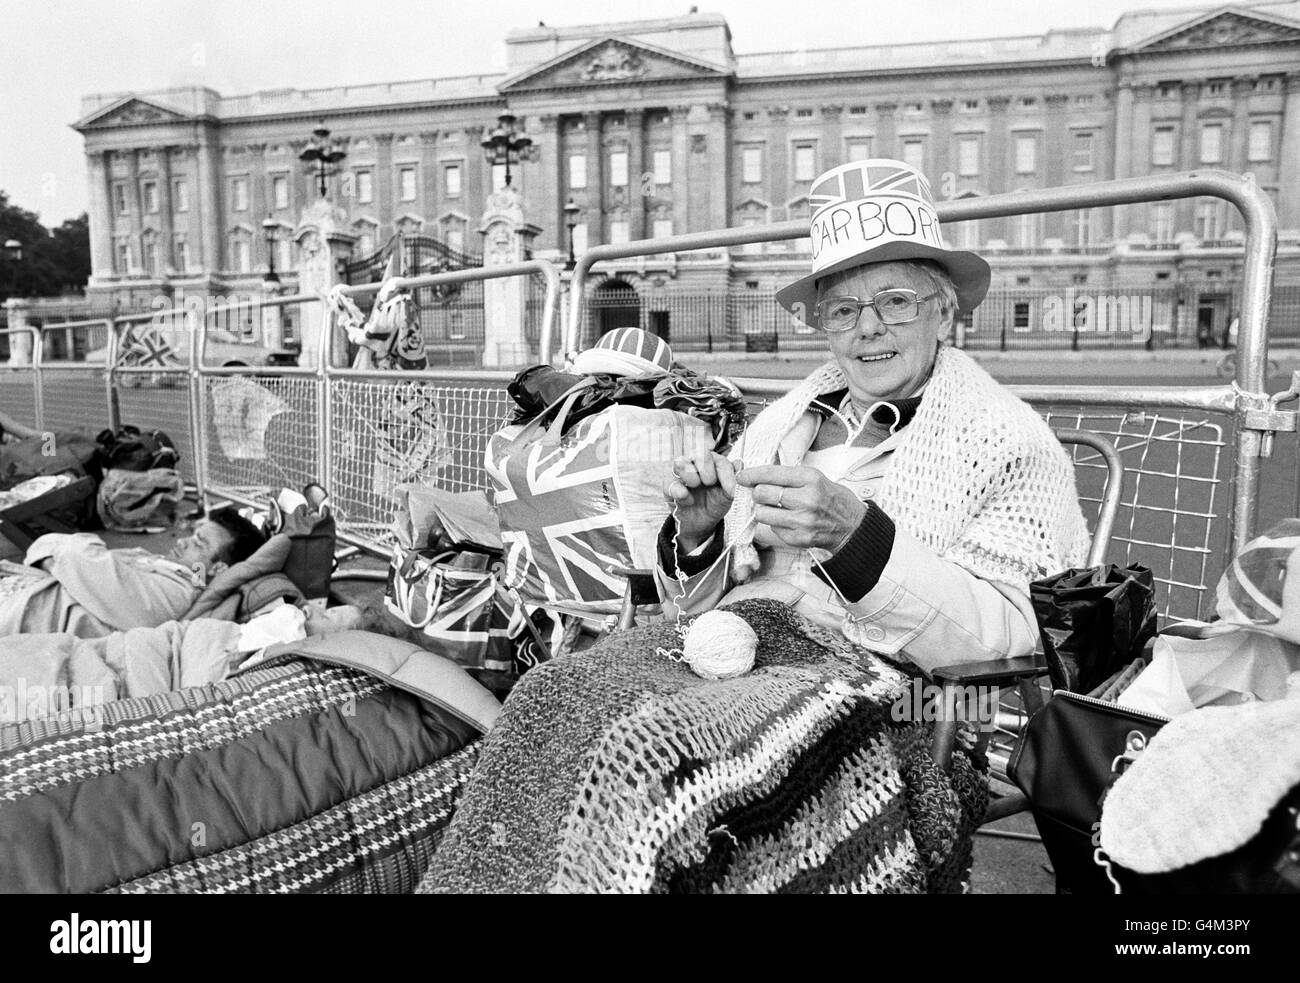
[289,139,310,216]
[86,150,113,281]
[197,125,223,274]
[874,102,897,159]
[766,105,789,220]
[706,103,730,230]
[929,99,953,188]
[822,103,844,167]
[294,198,357,368]
[249,143,268,267]
[158,146,175,273]
[670,106,691,232]
[420,130,440,229]
[534,115,560,251]
[1177,80,1202,232]
[626,108,645,240]
[479,185,540,367]
[375,132,395,234]
[3,299,32,365]
[584,112,604,242]
[1044,94,1070,241]
[1113,82,1136,239]
[126,149,143,272]
[986,97,1011,243]
[463,126,486,240]
[1280,73,1300,230]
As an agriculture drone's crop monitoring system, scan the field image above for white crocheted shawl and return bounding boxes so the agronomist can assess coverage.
[725,347,1091,589]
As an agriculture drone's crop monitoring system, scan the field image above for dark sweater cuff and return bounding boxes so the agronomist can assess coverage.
[657,515,725,578]
[813,502,896,603]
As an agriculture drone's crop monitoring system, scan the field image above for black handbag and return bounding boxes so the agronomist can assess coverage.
[1010,690,1300,894]
[1030,564,1157,695]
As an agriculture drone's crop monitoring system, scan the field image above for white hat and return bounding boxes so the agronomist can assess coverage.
[570,327,674,377]
[775,158,991,322]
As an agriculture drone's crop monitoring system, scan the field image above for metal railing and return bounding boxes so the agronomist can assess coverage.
[18,169,1293,624]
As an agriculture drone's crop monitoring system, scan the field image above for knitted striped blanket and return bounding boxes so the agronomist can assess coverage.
[419,599,987,893]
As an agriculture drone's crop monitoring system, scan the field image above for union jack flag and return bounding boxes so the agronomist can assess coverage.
[807,161,934,213]
[122,327,180,368]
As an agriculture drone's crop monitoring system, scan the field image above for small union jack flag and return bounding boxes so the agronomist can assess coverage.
[807,161,934,213]
[122,328,179,368]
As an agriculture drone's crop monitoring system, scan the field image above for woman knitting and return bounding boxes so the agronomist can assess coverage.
[658,159,1090,674]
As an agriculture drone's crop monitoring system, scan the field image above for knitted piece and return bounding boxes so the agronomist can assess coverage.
[1100,696,1300,873]
[725,347,1090,589]
[420,598,986,894]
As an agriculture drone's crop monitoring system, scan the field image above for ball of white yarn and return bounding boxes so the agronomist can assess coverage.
[682,610,757,681]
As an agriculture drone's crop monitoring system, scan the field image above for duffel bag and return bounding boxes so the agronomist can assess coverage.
[95,425,179,472]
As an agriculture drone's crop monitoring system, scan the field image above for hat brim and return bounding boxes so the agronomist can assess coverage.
[775,242,991,325]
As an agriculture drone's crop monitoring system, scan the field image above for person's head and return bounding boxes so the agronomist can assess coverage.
[303,603,364,636]
[168,506,264,577]
[775,157,990,398]
[815,258,958,404]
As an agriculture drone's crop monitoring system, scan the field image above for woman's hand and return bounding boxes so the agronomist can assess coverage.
[735,464,867,552]
[665,452,737,554]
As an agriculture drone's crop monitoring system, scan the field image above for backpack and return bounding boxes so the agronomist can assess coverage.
[95,426,179,473]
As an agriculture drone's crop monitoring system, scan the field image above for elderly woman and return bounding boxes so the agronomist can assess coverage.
[658,159,1089,673]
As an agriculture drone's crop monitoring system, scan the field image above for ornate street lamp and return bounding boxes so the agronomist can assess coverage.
[299,122,347,199]
[480,112,537,188]
[563,198,581,271]
[3,239,20,300]
[262,217,280,285]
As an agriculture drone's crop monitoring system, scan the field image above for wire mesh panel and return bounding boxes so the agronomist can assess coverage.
[0,367,38,425]
[200,374,321,501]
[38,368,110,435]
[1030,403,1231,623]
[327,377,511,547]
[112,372,197,484]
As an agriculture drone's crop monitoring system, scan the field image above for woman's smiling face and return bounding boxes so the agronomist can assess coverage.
[817,261,953,405]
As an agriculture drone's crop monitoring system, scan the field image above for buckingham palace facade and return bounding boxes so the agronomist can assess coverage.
[74,2,1300,327]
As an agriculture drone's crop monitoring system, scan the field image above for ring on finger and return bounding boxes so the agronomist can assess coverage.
[777,487,786,509]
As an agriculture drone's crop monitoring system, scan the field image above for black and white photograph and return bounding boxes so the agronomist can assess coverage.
[0,0,1295,946]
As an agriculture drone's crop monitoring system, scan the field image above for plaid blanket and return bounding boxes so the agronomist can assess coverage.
[1,658,480,894]
[420,599,986,894]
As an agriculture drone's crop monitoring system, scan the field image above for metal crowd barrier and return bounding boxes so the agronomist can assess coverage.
[24,169,1293,625]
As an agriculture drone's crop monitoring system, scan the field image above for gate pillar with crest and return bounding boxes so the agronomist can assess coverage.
[479,185,540,367]
[295,197,357,367]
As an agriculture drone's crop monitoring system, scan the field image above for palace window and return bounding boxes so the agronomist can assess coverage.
[609,219,629,244]
[231,177,248,212]
[1200,124,1223,164]
[1013,302,1031,331]
[1151,202,1174,243]
[742,146,763,184]
[795,108,814,119]
[610,151,629,187]
[1157,82,1179,100]
[848,105,868,116]
[114,237,130,273]
[1015,134,1037,174]
[355,170,373,204]
[399,167,417,202]
[1074,209,1093,248]
[742,111,757,121]
[142,181,158,214]
[1195,201,1223,241]
[1248,121,1273,162]
[960,100,979,112]
[568,154,587,190]
[1075,94,1095,106]
[1017,97,1036,109]
[173,234,190,272]
[793,143,816,182]
[956,218,980,250]
[904,102,924,115]
[653,149,671,185]
[957,136,980,177]
[1015,212,1042,249]
[1206,79,1228,96]
[901,138,924,171]
[113,183,128,216]
[272,174,289,210]
[653,218,674,239]
[846,138,872,162]
[1152,126,1176,166]
[277,236,293,273]
[443,163,462,197]
[1071,131,1095,172]
[173,178,188,213]
[141,231,158,275]
[1255,77,1279,93]
[231,235,251,273]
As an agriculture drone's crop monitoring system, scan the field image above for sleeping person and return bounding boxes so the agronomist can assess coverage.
[0,506,264,638]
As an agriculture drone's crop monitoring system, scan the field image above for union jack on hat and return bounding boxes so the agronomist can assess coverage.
[775,158,991,323]
[571,327,674,377]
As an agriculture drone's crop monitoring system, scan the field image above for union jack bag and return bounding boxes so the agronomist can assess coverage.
[485,383,714,616]
[384,548,514,673]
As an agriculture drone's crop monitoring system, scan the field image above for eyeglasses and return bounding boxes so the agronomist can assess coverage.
[814,289,940,332]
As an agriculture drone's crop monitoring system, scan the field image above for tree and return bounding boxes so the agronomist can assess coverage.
[0,190,91,302]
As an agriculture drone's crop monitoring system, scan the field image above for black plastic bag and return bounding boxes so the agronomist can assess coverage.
[1030,564,1157,694]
